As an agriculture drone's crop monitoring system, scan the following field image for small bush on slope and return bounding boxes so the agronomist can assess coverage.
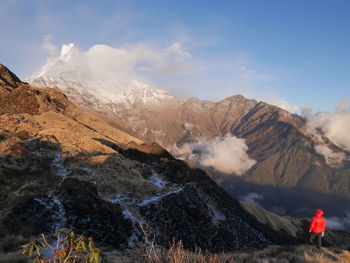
[21,228,105,263]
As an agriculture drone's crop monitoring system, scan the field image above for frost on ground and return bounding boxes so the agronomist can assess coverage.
[207,203,226,222]
[33,192,67,233]
[138,186,185,207]
[51,152,70,178]
[51,194,67,233]
[122,209,140,247]
[148,170,168,188]
[102,184,187,247]
[105,194,128,204]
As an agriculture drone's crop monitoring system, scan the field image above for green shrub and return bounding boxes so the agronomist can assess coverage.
[21,228,105,263]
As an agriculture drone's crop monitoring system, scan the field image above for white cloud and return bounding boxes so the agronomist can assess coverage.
[303,100,350,152]
[42,34,57,56]
[327,212,350,231]
[267,99,300,114]
[315,144,346,167]
[31,41,200,87]
[166,42,191,61]
[171,134,256,175]
[30,38,302,117]
[239,192,263,206]
[238,66,255,73]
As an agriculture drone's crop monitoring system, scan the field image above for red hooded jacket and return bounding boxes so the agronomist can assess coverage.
[309,209,326,233]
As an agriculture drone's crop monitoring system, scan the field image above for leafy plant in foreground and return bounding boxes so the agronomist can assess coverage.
[20,228,105,263]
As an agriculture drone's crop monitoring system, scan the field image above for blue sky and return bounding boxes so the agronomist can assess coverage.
[1,0,350,112]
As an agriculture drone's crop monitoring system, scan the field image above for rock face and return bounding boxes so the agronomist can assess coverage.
[58,177,132,246]
[0,64,22,91]
[139,184,267,251]
[1,64,275,252]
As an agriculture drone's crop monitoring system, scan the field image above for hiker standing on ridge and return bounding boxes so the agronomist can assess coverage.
[309,209,326,248]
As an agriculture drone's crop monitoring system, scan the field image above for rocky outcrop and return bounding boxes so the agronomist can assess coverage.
[58,177,132,247]
[140,184,268,251]
[0,64,22,91]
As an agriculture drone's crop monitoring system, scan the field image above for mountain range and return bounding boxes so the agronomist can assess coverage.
[0,63,277,251]
[30,44,350,228]
[1,62,350,253]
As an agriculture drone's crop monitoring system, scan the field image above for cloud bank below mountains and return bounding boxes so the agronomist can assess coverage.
[172,134,256,175]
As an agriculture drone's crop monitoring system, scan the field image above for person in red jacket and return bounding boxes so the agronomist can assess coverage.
[309,209,326,248]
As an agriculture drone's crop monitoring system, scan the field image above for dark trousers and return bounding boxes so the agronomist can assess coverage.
[309,232,322,248]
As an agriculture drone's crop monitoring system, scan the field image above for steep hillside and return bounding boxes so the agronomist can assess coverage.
[2,63,350,254]
[1,64,276,252]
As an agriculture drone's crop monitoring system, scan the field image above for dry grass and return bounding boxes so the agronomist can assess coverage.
[1,230,349,263]
[304,248,350,263]
[110,242,350,263]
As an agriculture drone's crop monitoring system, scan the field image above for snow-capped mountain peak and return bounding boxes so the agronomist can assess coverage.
[30,43,80,80]
[59,43,79,62]
[30,43,183,120]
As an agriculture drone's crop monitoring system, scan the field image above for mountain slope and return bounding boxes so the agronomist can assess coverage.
[0,64,277,252]
[29,45,350,224]
[32,72,350,198]
[4,62,350,250]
